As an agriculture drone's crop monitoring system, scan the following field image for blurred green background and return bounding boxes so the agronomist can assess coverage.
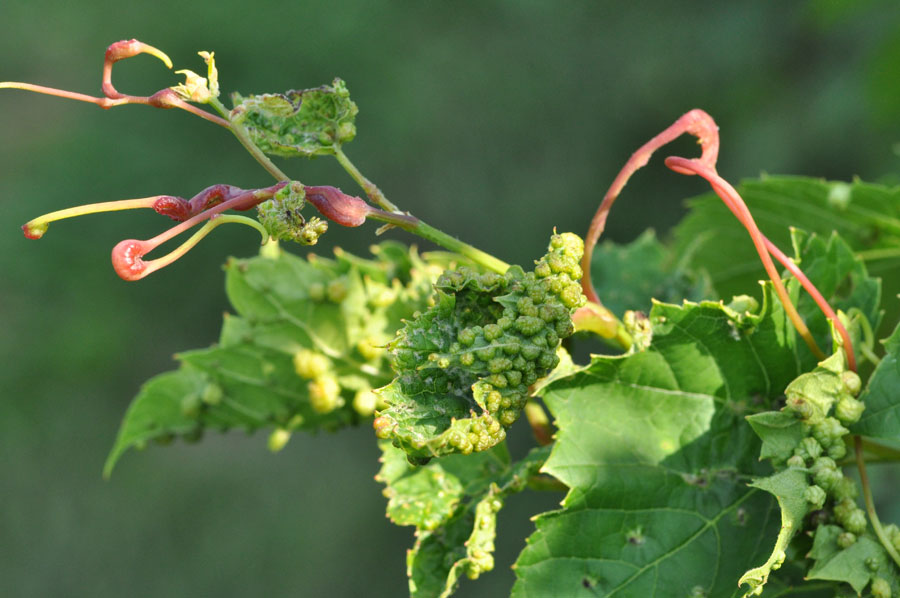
[2,1,899,596]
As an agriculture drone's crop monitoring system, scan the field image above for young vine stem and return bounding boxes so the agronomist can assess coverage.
[208,97,291,182]
[333,146,400,212]
[209,95,513,274]
[854,436,900,568]
[365,209,511,273]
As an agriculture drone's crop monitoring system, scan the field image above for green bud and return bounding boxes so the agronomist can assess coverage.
[834,498,867,535]
[885,524,900,554]
[326,278,348,303]
[812,417,849,448]
[844,509,867,535]
[356,337,384,361]
[827,441,847,460]
[352,389,378,417]
[804,485,827,509]
[308,375,342,413]
[835,396,865,425]
[871,577,891,598]
[794,437,823,462]
[841,371,862,397]
[832,476,859,502]
[293,349,331,380]
[308,282,325,302]
[786,455,806,468]
[201,383,223,406]
[268,428,292,452]
[181,393,203,418]
[836,531,856,549]
[811,457,842,491]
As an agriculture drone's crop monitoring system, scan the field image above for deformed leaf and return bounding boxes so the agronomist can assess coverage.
[376,440,508,531]
[375,234,586,461]
[407,446,550,598]
[738,468,811,596]
[378,441,549,598]
[746,411,808,463]
[231,78,358,158]
[512,295,803,597]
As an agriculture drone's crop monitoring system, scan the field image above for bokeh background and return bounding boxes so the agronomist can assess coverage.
[2,1,899,596]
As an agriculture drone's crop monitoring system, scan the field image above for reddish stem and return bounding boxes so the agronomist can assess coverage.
[666,157,854,369]
[584,110,856,370]
[0,39,229,127]
[581,109,719,303]
[111,182,285,280]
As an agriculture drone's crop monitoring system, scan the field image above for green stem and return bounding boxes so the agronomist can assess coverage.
[211,98,510,273]
[856,246,900,262]
[209,97,291,182]
[333,146,400,212]
[858,437,900,463]
[854,435,900,569]
[367,209,510,273]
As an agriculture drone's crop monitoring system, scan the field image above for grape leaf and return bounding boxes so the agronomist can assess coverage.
[851,321,900,440]
[105,243,438,475]
[746,411,808,463]
[672,177,900,326]
[590,229,713,317]
[103,368,209,476]
[230,78,358,158]
[738,468,811,596]
[377,441,550,598]
[807,525,899,595]
[512,294,804,597]
[789,228,882,369]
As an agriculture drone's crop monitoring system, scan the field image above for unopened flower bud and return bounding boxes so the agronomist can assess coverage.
[305,186,371,227]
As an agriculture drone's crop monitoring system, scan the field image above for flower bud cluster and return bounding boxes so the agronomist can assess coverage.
[257,182,329,245]
[783,360,869,549]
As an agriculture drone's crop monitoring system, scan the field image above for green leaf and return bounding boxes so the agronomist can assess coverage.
[672,177,900,327]
[807,525,897,594]
[788,228,882,368]
[376,441,509,531]
[738,468,811,596]
[852,321,900,440]
[106,243,437,475]
[104,368,209,477]
[591,229,712,316]
[746,411,808,463]
[384,444,550,598]
[513,295,803,597]
[231,78,358,158]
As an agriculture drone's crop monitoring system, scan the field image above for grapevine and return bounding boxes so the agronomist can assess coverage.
[4,38,900,598]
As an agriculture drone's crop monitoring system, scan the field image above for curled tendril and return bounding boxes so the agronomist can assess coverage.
[581,109,856,371]
[24,182,285,281]
[0,39,228,127]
